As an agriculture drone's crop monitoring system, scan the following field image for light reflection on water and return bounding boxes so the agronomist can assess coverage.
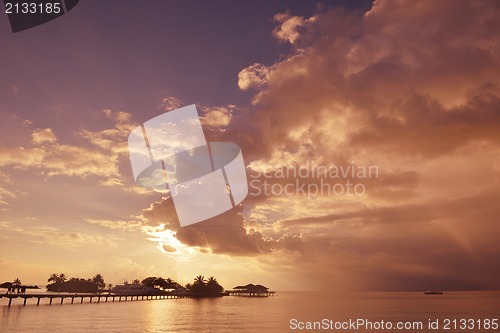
[1,291,499,333]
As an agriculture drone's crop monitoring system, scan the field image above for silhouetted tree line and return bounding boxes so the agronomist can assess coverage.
[46,273,105,293]
[134,275,224,294]
[140,276,182,290]
[186,275,224,294]
[44,273,225,295]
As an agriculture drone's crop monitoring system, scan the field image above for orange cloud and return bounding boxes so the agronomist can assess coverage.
[201,0,500,290]
[31,128,57,145]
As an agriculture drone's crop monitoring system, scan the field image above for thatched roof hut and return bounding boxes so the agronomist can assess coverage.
[232,283,269,294]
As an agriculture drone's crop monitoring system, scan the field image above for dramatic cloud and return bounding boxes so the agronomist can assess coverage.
[219,0,500,289]
[31,128,57,145]
[2,0,499,291]
[160,96,182,111]
[272,12,316,44]
[77,109,137,155]
[0,186,16,206]
[228,1,500,166]
[139,198,267,255]
[107,0,500,290]
[0,220,119,249]
[84,219,144,232]
[200,105,235,129]
[237,63,270,90]
[138,197,317,257]
[0,110,137,182]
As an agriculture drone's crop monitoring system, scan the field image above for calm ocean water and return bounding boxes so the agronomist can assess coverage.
[1,291,499,333]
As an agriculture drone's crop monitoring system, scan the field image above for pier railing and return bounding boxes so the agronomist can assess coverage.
[0,292,188,307]
[227,290,276,297]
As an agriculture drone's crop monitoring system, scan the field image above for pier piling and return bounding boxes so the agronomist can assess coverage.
[3,291,212,307]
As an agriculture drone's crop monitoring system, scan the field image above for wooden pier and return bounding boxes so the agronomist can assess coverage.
[228,290,275,297]
[0,292,188,307]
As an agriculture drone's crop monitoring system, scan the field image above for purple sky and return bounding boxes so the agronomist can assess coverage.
[1,0,500,291]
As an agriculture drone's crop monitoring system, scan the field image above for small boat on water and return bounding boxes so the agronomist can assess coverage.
[424,290,443,295]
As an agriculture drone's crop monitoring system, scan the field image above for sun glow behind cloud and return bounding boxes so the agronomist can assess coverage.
[148,228,198,256]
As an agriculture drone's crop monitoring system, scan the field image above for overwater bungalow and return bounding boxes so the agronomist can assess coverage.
[229,284,275,297]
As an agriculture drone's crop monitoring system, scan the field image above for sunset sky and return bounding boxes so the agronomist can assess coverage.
[1,0,500,291]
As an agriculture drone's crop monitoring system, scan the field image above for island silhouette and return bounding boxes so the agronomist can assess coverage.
[2,274,273,299]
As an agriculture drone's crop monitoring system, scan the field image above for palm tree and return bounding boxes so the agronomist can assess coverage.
[191,275,207,293]
[46,273,66,292]
[206,276,223,293]
[155,277,166,289]
[132,279,141,285]
[92,274,106,290]
[141,277,157,287]
[48,273,60,284]
[13,278,21,286]
[194,275,205,286]
[165,278,179,289]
